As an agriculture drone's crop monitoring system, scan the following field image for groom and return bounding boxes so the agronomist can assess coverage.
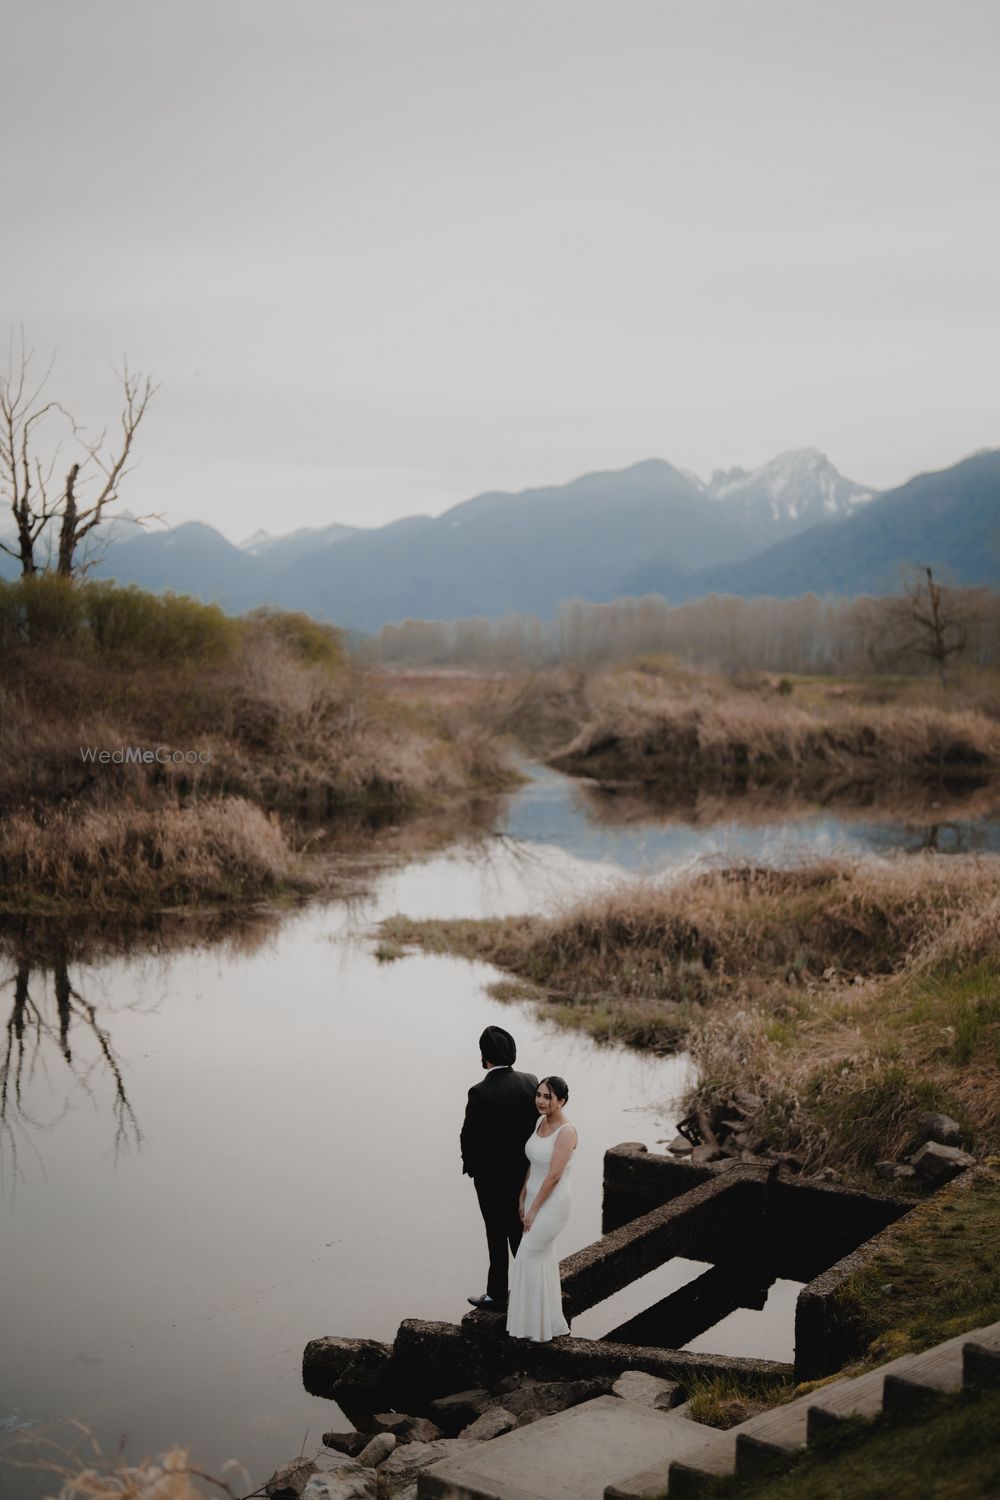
[461,1025,538,1310]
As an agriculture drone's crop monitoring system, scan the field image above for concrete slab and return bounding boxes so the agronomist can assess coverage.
[621,1430,737,1500]
[417,1396,712,1500]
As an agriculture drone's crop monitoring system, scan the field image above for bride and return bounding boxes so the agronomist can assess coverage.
[506,1076,577,1343]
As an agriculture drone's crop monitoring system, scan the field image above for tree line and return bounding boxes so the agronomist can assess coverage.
[365,577,1000,678]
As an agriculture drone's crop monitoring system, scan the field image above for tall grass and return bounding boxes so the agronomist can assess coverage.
[0,799,304,909]
[549,688,1000,788]
[384,856,1000,1175]
[0,580,516,821]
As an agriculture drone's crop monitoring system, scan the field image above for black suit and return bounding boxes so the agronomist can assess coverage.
[461,1065,539,1302]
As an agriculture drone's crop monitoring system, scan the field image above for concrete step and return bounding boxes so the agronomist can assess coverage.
[882,1339,965,1415]
[416,1396,713,1500]
[668,1320,1000,1495]
[963,1329,1000,1390]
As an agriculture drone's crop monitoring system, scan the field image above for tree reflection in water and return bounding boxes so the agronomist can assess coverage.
[0,949,143,1188]
[0,910,286,1194]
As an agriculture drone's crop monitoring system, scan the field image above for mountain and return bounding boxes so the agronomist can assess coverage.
[680,450,1000,600]
[239,522,357,567]
[705,448,873,527]
[621,449,872,597]
[285,452,876,630]
[86,521,260,609]
[2,449,994,628]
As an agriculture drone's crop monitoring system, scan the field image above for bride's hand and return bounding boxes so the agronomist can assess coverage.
[523,1210,535,1232]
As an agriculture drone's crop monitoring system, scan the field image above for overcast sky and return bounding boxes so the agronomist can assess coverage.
[3,0,998,542]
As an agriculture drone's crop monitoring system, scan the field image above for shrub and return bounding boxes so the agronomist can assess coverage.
[244,607,344,670]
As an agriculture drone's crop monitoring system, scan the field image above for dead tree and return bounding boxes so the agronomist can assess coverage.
[901,566,969,686]
[0,331,157,580]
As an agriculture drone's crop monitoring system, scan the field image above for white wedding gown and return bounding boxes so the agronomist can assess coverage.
[506,1119,575,1342]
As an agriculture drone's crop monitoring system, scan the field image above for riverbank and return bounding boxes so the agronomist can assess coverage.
[478,660,1000,792]
[0,579,519,912]
[382,854,1000,1182]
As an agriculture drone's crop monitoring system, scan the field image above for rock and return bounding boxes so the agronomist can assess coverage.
[267,1459,317,1499]
[370,1414,409,1436]
[912,1142,975,1183]
[690,1143,724,1167]
[461,1406,517,1441]
[396,1417,442,1445]
[893,1165,918,1183]
[302,1462,376,1500]
[316,1454,367,1476]
[493,1374,538,1396]
[368,1414,443,1445]
[322,1433,367,1458]
[501,1378,609,1418]
[515,1408,541,1427]
[303,1337,393,1404]
[917,1112,964,1149]
[356,1433,396,1468]
[814,1167,843,1183]
[667,1135,693,1155]
[611,1371,682,1410]
[429,1388,492,1435]
[875,1161,897,1181]
[375,1439,475,1498]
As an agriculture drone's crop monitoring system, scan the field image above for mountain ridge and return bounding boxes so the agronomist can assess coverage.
[1,448,996,628]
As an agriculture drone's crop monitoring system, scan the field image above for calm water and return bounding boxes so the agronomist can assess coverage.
[2,767,997,1494]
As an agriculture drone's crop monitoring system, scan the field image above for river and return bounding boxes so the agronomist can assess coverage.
[2,765,997,1494]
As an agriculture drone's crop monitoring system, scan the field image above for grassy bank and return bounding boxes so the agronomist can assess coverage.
[704,1384,1000,1499]
[0,578,518,911]
[825,1166,1000,1364]
[477,660,1000,791]
[0,798,311,911]
[382,855,1000,1178]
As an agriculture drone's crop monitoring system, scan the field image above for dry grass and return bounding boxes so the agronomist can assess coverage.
[0,798,308,910]
[0,620,518,824]
[549,687,1000,789]
[0,1422,244,1500]
[384,856,1000,1177]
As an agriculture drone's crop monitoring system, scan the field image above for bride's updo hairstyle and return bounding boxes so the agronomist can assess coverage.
[541,1075,569,1104]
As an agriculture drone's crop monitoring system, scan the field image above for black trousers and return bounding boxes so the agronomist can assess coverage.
[474,1170,524,1301]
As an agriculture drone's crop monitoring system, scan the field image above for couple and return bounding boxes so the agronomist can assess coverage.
[460,1025,577,1343]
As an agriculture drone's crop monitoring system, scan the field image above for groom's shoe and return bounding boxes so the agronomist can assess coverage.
[467,1293,505,1309]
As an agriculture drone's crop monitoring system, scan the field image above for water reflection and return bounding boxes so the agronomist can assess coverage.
[499,764,1000,871]
[1,951,142,1189]
[2,766,998,1496]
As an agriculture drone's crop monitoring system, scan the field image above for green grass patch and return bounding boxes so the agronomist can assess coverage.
[701,1384,1000,1499]
[684,1374,797,1429]
[828,1168,1000,1364]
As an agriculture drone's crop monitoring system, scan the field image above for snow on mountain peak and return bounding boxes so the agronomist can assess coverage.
[707,449,872,524]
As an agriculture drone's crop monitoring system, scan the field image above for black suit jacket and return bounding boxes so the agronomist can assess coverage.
[460,1066,539,1180]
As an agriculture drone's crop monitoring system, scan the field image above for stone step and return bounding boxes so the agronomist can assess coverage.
[668,1320,1000,1495]
[882,1337,966,1415]
[416,1396,712,1500]
[963,1328,1000,1390]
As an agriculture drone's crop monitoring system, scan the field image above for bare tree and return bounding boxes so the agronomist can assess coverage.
[0,331,157,580]
[894,566,969,685]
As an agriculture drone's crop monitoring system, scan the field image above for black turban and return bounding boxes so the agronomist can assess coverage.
[480,1025,516,1066]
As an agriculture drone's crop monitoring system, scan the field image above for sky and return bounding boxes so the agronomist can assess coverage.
[3,0,998,543]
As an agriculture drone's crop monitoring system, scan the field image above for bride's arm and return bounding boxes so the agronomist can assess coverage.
[518,1167,529,1224]
[523,1128,577,1231]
